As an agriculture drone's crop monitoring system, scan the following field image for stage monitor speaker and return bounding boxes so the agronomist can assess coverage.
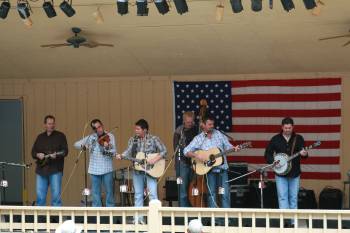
[228,163,248,186]
[230,186,250,208]
[164,177,178,201]
[248,180,278,208]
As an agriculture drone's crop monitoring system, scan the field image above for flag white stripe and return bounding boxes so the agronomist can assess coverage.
[232,117,341,125]
[231,149,339,157]
[228,133,340,141]
[245,164,340,172]
[231,85,341,95]
[232,101,341,110]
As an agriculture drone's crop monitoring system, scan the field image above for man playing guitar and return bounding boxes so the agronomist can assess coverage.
[116,119,167,223]
[184,114,239,209]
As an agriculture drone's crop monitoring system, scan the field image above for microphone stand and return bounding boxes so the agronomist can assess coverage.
[226,163,275,208]
[0,161,31,205]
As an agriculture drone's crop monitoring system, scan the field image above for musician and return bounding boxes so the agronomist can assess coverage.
[173,111,198,207]
[31,115,68,206]
[184,114,239,208]
[74,119,116,207]
[264,117,308,224]
[117,119,167,221]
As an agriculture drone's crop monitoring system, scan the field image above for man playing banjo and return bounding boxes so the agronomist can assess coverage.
[264,117,308,227]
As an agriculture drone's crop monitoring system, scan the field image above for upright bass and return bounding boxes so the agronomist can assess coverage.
[187,99,208,207]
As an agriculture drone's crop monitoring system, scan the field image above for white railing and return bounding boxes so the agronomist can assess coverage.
[1,202,350,233]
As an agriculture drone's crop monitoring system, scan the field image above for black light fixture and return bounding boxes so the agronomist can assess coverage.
[17,1,30,19]
[43,0,56,18]
[251,0,262,12]
[173,0,188,15]
[154,0,169,15]
[116,0,128,15]
[280,0,294,12]
[60,0,75,17]
[303,0,316,9]
[230,0,243,13]
[0,0,10,19]
[136,0,148,16]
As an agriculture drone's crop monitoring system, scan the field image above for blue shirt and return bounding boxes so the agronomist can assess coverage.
[74,132,116,175]
[183,129,233,171]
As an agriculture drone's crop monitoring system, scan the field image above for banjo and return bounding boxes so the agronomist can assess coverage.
[273,141,321,176]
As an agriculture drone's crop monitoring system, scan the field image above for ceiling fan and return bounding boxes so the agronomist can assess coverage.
[319,29,350,47]
[40,27,114,48]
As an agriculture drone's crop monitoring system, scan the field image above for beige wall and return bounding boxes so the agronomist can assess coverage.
[0,73,349,207]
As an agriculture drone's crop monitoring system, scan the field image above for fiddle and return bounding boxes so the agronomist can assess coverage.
[98,132,111,148]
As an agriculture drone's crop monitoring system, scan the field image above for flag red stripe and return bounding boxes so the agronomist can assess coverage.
[231,78,341,88]
[232,109,341,117]
[248,172,341,180]
[231,93,340,102]
[232,125,341,133]
[227,156,339,165]
[234,140,339,149]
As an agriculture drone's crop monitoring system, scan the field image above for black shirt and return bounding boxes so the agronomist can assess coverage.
[264,132,307,178]
[31,130,68,176]
[173,125,198,165]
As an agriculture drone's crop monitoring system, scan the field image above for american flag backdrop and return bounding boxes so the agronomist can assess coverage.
[173,78,342,180]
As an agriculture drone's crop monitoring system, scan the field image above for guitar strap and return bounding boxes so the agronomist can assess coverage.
[290,135,297,156]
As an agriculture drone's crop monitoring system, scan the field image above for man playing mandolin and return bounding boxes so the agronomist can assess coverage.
[74,119,116,207]
[31,115,68,206]
[264,117,308,227]
[184,114,240,209]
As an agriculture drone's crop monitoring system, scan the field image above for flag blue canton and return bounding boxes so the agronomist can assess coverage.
[174,81,232,131]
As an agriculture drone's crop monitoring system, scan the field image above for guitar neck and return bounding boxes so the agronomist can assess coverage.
[123,156,142,164]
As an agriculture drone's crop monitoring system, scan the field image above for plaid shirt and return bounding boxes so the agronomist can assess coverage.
[74,132,116,175]
[122,133,167,159]
[183,129,233,170]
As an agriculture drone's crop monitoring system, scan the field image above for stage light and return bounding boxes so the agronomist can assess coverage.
[215,4,224,22]
[173,0,188,15]
[60,0,75,17]
[0,1,10,19]
[303,0,316,9]
[280,0,294,12]
[92,7,104,23]
[116,0,128,15]
[17,2,30,19]
[136,0,148,16]
[251,0,262,12]
[43,0,57,18]
[154,0,169,15]
[230,0,243,13]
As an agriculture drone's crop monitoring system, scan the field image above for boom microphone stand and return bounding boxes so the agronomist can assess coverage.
[0,161,31,205]
[226,163,275,208]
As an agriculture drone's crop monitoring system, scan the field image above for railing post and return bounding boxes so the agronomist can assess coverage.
[148,200,162,233]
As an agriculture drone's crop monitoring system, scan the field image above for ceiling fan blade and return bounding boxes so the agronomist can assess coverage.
[40,43,70,48]
[342,40,350,47]
[319,34,350,41]
[80,43,96,48]
[95,43,114,47]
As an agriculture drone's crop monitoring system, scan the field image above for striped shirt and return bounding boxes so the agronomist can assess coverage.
[74,132,116,175]
[122,133,167,159]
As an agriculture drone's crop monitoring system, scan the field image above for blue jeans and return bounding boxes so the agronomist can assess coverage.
[275,175,300,209]
[36,172,62,206]
[175,161,193,207]
[90,172,115,207]
[133,171,158,207]
[207,170,230,208]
